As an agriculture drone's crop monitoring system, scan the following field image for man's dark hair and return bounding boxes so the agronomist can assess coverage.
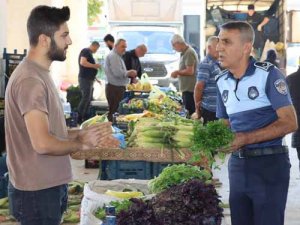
[248,4,255,10]
[91,41,100,47]
[27,6,70,46]
[103,34,115,43]
[220,21,254,45]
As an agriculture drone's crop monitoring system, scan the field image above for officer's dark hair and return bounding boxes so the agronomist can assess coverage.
[27,6,70,47]
[220,21,254,45]
[91,41,100,47]
[103,34,115,43]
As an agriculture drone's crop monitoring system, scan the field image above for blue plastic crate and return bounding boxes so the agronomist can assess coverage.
[103,160,152,180]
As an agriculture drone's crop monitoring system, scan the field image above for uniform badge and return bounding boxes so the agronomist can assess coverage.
[222,90,229,103]
[254,62,273,72]
[274,79,288,95]
[248,86,259,100]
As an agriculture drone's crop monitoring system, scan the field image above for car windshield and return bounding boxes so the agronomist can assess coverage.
[118,31,175,54]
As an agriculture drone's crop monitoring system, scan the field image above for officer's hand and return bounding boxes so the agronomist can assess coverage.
[195,108,201,119]
[217,132,247,153]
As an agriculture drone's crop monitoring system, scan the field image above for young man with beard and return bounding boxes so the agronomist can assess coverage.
[5,6,118,225]
[216,21,297,225]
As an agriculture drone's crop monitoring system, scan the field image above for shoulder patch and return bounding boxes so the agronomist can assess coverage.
[274,79,288,95]
[215,69,228,82]
[254,62,274,72]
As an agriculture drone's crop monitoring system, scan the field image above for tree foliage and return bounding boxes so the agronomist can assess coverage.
[88,0,103,26]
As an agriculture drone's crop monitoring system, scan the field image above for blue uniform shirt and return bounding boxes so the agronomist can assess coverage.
[216,57,292,148]
[197,55,221,112]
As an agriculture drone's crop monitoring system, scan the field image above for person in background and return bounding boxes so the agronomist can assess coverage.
[247,4,269,57]
[103,34,115,51]
[194,36,221,124]
[264,49,279,67]
[77,41,101,122]
[105,39,137,121]
[216,21,296,225]
[5,6,118,225]
[123,44,147,83]
[171,34,198,116]
[286,57,300,172]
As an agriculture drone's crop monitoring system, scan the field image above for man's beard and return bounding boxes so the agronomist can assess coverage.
[47,38,67,61]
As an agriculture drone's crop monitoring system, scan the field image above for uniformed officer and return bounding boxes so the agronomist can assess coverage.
[216,21,297,225]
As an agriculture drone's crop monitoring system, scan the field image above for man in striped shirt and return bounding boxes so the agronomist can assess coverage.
[194,36,221,124]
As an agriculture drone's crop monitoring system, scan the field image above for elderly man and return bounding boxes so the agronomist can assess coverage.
[123,44,147,82]
[194,36,221,124]
[171,34,198,115]
[105,39,137,121]
[216,21,297,225]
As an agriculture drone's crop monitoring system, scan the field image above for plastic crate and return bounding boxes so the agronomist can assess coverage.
[152,162,178,177]
[124,91,150,99]
[102,160,152,180]
[118,98,145,115]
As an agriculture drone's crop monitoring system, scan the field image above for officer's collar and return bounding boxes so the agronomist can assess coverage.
[226,56,256,80]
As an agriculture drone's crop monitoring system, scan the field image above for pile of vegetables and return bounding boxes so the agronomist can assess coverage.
[117,180,223,225]
[148,164,212,194]
[127,117,194,149]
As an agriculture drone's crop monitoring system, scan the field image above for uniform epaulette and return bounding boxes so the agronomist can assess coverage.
[215,69,228,82]
[254,62,274,72]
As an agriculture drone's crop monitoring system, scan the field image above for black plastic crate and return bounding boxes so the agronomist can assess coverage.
[152,162,178,177]
[101,160,152,180]
[124,91,150,99]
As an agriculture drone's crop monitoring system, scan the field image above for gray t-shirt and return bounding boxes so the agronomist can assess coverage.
[178,46,198,92]
[5,58,72,191]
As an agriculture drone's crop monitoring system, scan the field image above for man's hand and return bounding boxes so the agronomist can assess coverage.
[257,25,262,31]
[218,132,248,153]
[94,63,101,69]
[171,71,179,78]
[127,70,137,78]
[77,122,119,150]
[195,108,201,119]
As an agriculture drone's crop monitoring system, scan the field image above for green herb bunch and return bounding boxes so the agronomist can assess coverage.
[148,164,212,194]
[191,120,234,166]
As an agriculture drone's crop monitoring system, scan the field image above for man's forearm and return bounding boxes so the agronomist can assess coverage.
[33,134,84,156]
[177,68,194,76]
[238,107,297,147]
[81,61,96,69]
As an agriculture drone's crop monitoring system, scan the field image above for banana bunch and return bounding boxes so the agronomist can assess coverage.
[80,114,108,128]
[105,189,143,199]
[127,81,152,92]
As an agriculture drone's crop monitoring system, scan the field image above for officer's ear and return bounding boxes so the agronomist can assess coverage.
[243,42,252,55]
